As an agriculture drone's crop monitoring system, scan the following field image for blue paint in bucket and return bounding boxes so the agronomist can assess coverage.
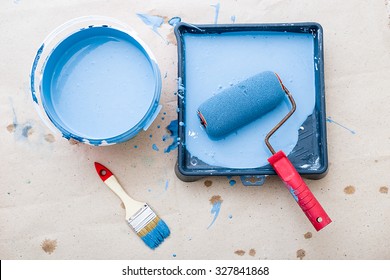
[31,18,161,145]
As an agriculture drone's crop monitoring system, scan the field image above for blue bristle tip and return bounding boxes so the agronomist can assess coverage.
[141,219,170,249]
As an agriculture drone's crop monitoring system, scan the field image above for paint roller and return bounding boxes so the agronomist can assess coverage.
[197,71,331,231]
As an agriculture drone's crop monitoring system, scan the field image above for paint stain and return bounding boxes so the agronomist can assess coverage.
[22,125,33,137]
[120,202,125,209]
[167,32,177,45]
[296,249,306,260]
[152,144,159,151]
[229,179,236,186]
[41,239,57,255]
[344,185,355,194]
[7,104,34,140]
[44,134,55,143]
[173,253,177,257]
[164,120,179,153]
[304,232,312,239]
[231,15,236,23]
[228,214,233,219]
[6,124,15,133]
[165,180,169,191]
[136,13,167,43]
[68,138,79,145]
[204,180,213,187]
[326,117,356,134]
[234,250,245,256]
[211,2,220,24]
[249,249,256,257]
[208,195,223,229]
[379,186,388,194]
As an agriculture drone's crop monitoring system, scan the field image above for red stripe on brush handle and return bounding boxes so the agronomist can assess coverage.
[94,162,113,182]
[268,151,332,231]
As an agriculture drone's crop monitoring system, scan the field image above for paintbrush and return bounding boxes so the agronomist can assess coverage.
[94,162,170,249]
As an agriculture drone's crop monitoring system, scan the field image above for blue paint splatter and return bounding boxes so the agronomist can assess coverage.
[148,188,152,192]
[229,180,236,186]
[8,100,33,140]
[157,125,161,129]
[326,116,356,134]
[231,15,236,23]
[211,2,220,24]
[164,120,179,153]
[152,144,159,151]
[21,125,33,138]
[172,254,177,257]
[134,145,138,149]
[165,179,169,191]
[164,72,168,79]
[207,196,223,229]
[168,16,182,26]
[149,134,153,138]
[136,13,167,42]
[228,214,233,219]
[289,187,299,202]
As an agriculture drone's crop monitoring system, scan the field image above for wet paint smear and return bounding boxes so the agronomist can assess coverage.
[136,13,167,42]
[207,195,223,229]
[152,143,159,151]
[326,117,356,134]
[211,2,220,24]
[164,120,179,153]
[41,239,57,255]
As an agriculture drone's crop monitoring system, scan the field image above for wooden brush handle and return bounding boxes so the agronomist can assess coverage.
[104,176,145,220]
[268,151,332,231]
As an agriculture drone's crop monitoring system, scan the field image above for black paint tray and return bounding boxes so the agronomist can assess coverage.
[174,22,328,184]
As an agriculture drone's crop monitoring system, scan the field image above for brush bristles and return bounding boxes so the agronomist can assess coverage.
[128,205,170,249]
[137,216,170,249]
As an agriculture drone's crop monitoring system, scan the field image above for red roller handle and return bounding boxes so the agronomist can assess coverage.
[268,151,331,231]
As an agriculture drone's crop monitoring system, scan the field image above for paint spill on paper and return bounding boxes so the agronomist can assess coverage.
[211,2,220,24]
[207,195,223,229]
[164,120,179,153]
[326,116,356,134]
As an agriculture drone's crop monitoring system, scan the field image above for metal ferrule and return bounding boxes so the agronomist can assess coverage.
[128,204,156,233]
